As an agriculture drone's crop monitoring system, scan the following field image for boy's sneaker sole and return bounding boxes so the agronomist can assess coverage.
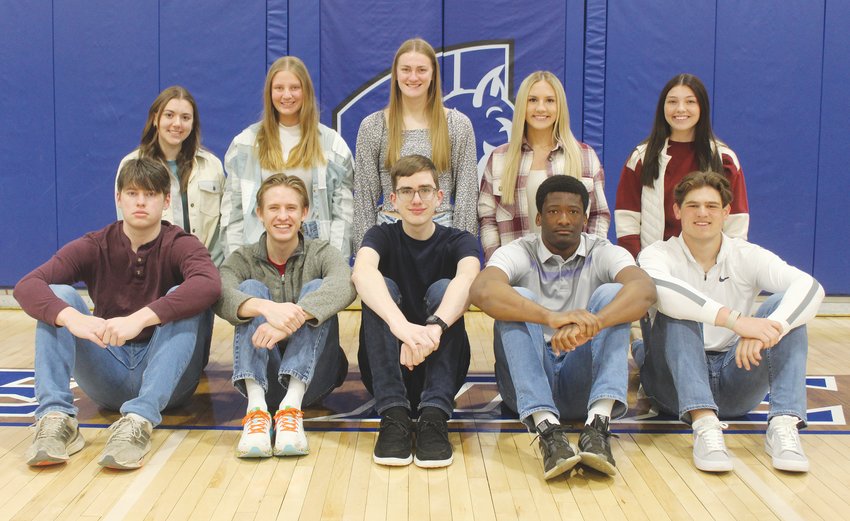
[98,454,144,470]
[543,453,581,480]
[237,446,273,458]
[274,444,309,457]
[413,454,453,468]
[27,433,85,466]
[579,451,616,476]
[373,453,413,466]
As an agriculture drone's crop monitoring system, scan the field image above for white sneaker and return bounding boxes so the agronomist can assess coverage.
[692,416,732,472]
[237,408,272,458]
[766,415,809,472]
[273,407,308,456]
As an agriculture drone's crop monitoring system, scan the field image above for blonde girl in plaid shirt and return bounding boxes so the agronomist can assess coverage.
[478,71,609,261]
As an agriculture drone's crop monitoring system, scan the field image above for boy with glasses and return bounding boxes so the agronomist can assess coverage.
[352,154,480,468]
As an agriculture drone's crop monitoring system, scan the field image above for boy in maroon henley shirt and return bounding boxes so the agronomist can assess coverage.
[14,158,221,470]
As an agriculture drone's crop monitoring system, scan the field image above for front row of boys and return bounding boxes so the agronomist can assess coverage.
[17,156,823,479]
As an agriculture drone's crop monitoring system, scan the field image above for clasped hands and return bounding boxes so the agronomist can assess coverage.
[59,309,147,348]
[252,301,308,349]
[547,309,602,354]
[392,321,443,370]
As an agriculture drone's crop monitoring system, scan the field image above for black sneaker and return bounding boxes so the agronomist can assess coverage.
[578,414,617,475]
[373,410,413,466]
[414,408,453,468]
[536,419,580,480]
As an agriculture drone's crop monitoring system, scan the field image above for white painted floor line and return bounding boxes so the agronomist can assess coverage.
[103,429,188,521]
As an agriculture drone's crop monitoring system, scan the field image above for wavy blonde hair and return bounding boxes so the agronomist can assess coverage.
[256,56,325,171]
[385,38,450,173]
[499,71,582,204]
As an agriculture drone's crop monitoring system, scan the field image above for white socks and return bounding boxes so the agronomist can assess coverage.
[244,376,307,413]
[586,399,614,425]
[528,399,615,430]
[245,378,267,413]
[532,411,560,431]
[280,377,307,411]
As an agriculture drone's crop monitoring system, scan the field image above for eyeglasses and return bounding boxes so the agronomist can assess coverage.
[395,187,437,202]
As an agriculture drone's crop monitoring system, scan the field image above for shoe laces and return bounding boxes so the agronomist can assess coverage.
[274,408,303,433]
[379,414,411,436]
[532,422,570,451]
[771,417,802,454]
[109,416,147,442]
[418,418,449,442]
[35,414,68,440]
[695,419,728,452]
[581,418,616,453]
[242,409,271,435]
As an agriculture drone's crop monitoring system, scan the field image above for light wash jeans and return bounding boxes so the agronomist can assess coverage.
[494,284,630,430]
[358,277,470,418]
[634,293,808,425]
[231,279,347,407]
[34,285,208,426]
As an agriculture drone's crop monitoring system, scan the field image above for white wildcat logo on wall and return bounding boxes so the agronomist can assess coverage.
[333,40,516,179]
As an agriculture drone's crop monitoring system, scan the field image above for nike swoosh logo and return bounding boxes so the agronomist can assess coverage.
[719,276,730,282]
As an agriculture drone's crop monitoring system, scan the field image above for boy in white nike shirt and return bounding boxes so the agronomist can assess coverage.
[634,171,824,473]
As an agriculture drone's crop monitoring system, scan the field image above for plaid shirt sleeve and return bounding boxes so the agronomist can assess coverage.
[478,151,501,261]
[579,143,611,237]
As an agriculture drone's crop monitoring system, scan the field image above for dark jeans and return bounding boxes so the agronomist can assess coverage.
[358,277,470,417]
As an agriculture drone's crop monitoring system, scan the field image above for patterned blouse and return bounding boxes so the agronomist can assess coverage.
[352,109,479,250]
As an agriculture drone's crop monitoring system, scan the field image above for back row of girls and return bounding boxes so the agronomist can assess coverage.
[117,38,749,261]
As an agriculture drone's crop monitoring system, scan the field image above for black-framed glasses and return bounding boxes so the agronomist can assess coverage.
[395,186,437,201]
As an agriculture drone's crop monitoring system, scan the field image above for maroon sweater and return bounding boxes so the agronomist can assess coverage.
[14,222,221,342]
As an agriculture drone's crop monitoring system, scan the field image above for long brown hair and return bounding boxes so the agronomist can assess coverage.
[385,38,450,173]
[138,86,200,193]
[257,56,326,171]
[641,74,722,187]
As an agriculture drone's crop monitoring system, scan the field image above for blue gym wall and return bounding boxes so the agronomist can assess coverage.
[1,1,847,293]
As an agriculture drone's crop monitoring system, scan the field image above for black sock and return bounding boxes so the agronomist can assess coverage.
[419,406,448,422]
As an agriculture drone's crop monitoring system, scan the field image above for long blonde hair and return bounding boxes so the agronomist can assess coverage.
[256,56,325,171]
[385,38,450,173]
[500,71,582,204]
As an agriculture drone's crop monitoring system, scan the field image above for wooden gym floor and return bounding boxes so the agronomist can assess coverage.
[0,308,848,521]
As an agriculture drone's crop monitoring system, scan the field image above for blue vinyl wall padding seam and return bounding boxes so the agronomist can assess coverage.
[812,0,826,275]
[582,0,606,164]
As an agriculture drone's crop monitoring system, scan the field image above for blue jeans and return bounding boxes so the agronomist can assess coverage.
[634,293,808,425]
[493,284,629,430]
[231,279,347,407]
[358,278,470,418]
[34,285,208,426]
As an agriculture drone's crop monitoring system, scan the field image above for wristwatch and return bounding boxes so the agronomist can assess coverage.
[425,314,449,333]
